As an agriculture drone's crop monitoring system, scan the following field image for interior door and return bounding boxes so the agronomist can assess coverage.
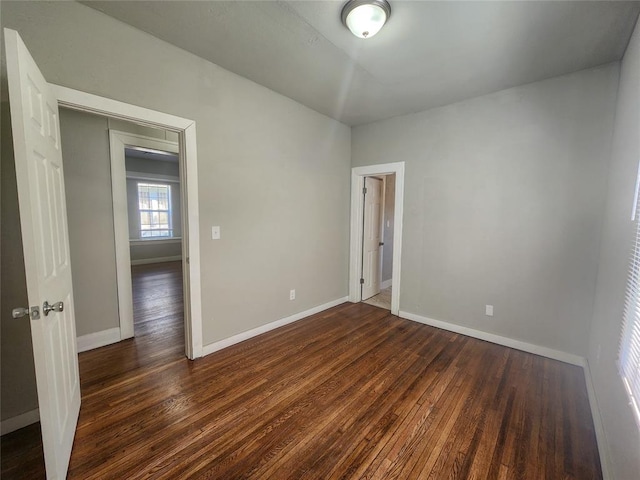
[362,177,383,300]
[5,28,81,479]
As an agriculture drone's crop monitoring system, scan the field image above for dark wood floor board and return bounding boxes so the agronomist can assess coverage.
[1,262,603,479]
[427,368,495,478]
[314,339,461,479]
[76,310,400,478]
[256,344,429,480]
[0,423,45,479]
[210,342,420,479]
[356,345,472,479]
[149,318,421,479]
[344,337,476,476]
[408,345,502,479]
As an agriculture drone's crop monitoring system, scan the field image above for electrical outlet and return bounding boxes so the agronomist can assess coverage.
[485,305,494,316]
[290,289,296,300]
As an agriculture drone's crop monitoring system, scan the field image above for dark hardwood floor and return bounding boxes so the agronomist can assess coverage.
[2,261,602,479]
[0,422,45,479]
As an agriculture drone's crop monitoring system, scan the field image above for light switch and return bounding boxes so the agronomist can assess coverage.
[211,226,221,240]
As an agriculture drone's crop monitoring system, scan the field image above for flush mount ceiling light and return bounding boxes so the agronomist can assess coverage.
[341,0,391,39]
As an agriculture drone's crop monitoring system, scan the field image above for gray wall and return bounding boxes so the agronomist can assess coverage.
[587,17,640,480]
[0,1,352,349]
[352,65,618,357]
[1,102,39,422]
[382,174,395,283]
[129,239,181,262]
[59,109,120,338]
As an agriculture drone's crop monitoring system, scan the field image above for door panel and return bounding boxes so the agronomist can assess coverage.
[362,177,383,300]
[5,28,80,480]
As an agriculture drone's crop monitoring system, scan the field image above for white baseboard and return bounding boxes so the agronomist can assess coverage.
[1,409,39,436]
[130,255,182,266]
[77,327,122,353]
[202,297,348,357]
[380,279,392,290]
[582,360,612,480]
[398,310,585,366]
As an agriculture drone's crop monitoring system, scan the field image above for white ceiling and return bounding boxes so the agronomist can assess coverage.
[83,1,640,126]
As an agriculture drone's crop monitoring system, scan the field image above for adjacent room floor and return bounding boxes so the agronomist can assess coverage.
[363,286,392,310]
[1,263,602,479]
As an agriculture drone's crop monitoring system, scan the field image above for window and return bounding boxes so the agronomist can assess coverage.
[137,182,173,238]
[619,184,640,427]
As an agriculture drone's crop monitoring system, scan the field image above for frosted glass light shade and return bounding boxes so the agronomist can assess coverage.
[341,0,391,39]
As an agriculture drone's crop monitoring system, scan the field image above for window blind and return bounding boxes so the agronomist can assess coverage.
[619,185,640,427]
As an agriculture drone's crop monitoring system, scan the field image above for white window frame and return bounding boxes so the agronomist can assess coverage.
[136,181,174,239]
[618,164,640,429]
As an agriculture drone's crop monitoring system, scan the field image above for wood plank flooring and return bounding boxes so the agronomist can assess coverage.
[1,261,602,479]
[0,422,45,479]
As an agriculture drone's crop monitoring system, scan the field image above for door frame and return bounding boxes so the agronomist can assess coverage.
[349,162,405,315]
[53,84,203,359]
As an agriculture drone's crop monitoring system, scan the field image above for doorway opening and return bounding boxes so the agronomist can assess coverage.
[54,85,203,360]
[361,174,395,311]
[109,129,184,344]
[349,162,405,316]
[57,109,196,360]
[119,134,186,358]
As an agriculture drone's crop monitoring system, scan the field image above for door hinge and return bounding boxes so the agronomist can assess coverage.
[363,187,367,195]
[360,278,365,285]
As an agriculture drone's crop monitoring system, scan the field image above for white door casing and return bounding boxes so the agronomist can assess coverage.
[362,177,383,300]
[50,83,202,360]
[5,28,81,479]
[349,162,405,316]
[51,86,203,360]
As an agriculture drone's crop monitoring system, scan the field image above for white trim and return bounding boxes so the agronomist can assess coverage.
[202,297,348,357]
[131,255,182,266]
[76,328,121,353]
[399,310,585,366]
[379,175,386,290]
[350,162,405,316]
[1,409,40,436]
[380,279,392,290]
[53,84,203,359]
[181,123,203,359]
[130,238,182,246]
[582,360,612,480]
[53,85,192,131]
[126,171,180,183]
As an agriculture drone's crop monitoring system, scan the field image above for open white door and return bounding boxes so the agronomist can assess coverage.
[362,177,383,300]
[5,28,81,479]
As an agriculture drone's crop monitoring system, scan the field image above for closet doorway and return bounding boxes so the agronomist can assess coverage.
[349,162,405,316]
